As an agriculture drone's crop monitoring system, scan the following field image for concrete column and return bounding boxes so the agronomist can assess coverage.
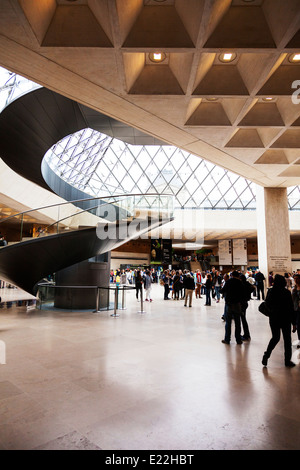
[54,253,111,309]
[256,186,292,280]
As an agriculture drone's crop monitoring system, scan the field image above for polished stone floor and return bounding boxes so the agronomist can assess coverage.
[0,284,299,451]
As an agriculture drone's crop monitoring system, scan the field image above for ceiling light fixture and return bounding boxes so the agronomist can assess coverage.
[262,97,275,101]
[289,53,300,63]
[219,52,237,63]
[149,52,167,63]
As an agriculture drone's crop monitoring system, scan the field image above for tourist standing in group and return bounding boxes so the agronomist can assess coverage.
[183,272,195,307]
[213,270,222,303]
[239,273,254,341]
[172,270,181,300]
[201,271,206,296]
[195,269,202,299]
[144,270,153,302]
[292,275,300,347]
[220,270,247,345]
[178,269,184,299]
[126,269,134,285]
[135,270,143,301]
[120,269,127,285]
[255,269,265,300]
[204,273,213,306]
[162,270,170,300]
[246,272,256,298]
[221,273,229,321]
[262,274,296,367]
[284,272,294,291]
[268,271,274,287]
[211,267,217,285]
[170,269,175,299]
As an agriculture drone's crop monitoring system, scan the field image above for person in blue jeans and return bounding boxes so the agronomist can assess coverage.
[213,270,222,303]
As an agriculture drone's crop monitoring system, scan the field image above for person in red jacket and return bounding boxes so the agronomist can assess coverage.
[195,269,202,298]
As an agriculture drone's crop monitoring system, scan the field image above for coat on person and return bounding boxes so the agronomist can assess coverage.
[183,273,195,291]
[262,274,297,367]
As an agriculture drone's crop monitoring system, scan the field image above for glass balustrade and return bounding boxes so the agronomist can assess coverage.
[0,193,174,244]
[36,282,137,314]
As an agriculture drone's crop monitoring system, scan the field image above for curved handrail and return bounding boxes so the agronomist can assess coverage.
[0,192,172,224]
[0,192,174,243]
[44,198,129,231]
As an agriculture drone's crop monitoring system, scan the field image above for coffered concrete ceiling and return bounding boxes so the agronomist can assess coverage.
[0,0,300,188]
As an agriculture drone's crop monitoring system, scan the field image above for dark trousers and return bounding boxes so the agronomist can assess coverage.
[296,311,300,340]
[224,303,242,343]
[256,283,265,300]
[164,284,170,299]
[136,285,142,299]
[205,288,211,305]
[265,321,292,364]
[241,302,250,339]
[174,289,180,299]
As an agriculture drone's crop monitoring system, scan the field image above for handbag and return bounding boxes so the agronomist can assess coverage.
[258,301,270,317]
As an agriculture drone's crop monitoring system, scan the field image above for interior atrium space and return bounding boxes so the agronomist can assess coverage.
[0,0,300,455]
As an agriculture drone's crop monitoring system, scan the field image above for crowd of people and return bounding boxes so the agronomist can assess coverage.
[111,265,300,368]
[158,267,270,308]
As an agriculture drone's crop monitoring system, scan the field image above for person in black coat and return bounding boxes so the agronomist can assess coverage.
[204,273,213,306]
[220,270,247,344]
[240,274,254,341]
[183,272,195,307]
[291,275,300,345]
[262,274,297,367]
[162,270,170,300]
[172,271,181,300]
[135,270,143,301]
[255,269,265,300]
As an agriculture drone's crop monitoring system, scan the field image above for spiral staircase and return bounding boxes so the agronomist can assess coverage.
[0,87,173,295]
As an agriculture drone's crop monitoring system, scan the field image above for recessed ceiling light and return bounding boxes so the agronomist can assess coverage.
[262,97,274,101]
[289,53,300,63]
[219,52,237,63]
[149,52,167,63]
[206,97,218,101]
